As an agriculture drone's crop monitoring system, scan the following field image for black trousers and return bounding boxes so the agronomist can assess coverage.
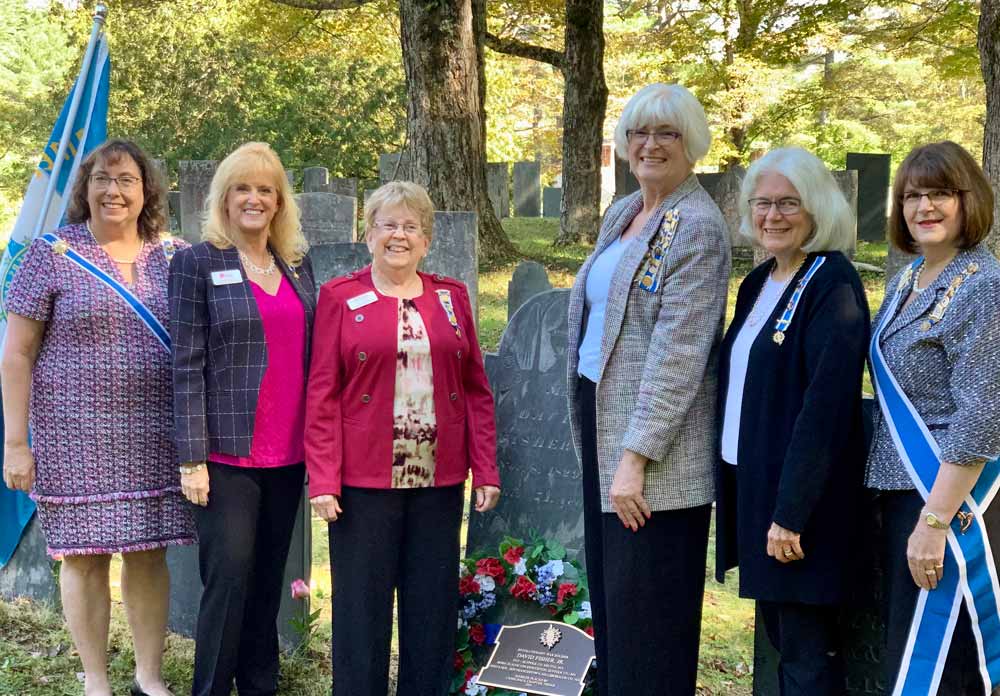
[579,378,711,696]
[757,601,844,696]
[191,462,305,696]
[879,489,993,696]
[328,485,464,696]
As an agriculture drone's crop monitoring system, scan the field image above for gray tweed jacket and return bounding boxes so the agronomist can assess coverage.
[567,174,731,512]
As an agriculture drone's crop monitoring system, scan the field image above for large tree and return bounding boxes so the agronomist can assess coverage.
[981,0,1000,243]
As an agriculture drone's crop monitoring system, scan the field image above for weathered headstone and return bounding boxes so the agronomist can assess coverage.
[513,162,541,217]
[166,490,311,651]
[329,177,358,199]
[379,153,410,184]
[424,211,479,319]
[151,158,169,188]
[708,166,747,249]
[846,153,891,243]
[697,172,723,198]
[543,187,562,218]
[179,160,217,245]
[0,515,60,608]
[507,260,552,320]
[285,169,296,190]
[885,244,916,286]
[613,156,639,200]
[296,192,357,246]
[167,191,182,234]
[309,242,372,285]
[832,169,860,256]
[487,162,510,219]
[302,167,330,193]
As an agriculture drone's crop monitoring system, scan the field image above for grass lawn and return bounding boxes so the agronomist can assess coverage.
[0,218,889,695]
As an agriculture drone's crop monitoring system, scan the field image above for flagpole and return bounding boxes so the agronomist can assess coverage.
[31,3,108,238]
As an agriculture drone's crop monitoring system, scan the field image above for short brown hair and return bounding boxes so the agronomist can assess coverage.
[889,141,994,254]
[66,139,168,243]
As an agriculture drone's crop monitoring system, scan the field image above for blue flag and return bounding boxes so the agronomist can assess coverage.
[0,31,110,568]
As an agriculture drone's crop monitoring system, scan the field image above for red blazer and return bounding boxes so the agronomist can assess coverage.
[305,266,500,498]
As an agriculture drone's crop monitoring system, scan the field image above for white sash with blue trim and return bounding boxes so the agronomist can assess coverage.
[40,232,171,352]
[870,257,1000,695]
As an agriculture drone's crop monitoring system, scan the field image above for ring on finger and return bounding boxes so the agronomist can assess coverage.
[924,569,937,575]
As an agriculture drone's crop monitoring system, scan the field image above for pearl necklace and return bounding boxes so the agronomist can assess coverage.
[745,256,806,327]
[911,262,926,294]
[239,249,277,276]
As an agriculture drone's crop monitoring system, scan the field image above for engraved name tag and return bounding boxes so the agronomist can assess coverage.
[347,291,378,310]
[211,269,243,286]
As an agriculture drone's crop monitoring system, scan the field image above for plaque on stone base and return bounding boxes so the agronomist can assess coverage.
[476,621,595,696]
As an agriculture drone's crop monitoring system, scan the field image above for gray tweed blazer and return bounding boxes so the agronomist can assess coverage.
[567,174,731,512]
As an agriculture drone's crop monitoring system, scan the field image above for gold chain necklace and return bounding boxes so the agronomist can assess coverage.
[745,255,806,327]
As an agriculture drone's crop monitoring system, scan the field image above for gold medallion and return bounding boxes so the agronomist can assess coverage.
[921,320,932,331]
[772,331,785,345]
[51,240,69,255]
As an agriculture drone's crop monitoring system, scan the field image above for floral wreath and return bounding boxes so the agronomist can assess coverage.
[452,535,595,696]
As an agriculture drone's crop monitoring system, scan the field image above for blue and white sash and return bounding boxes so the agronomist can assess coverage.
[870,258,1000,695]
[40,232,171,352]
[771,255,825,345]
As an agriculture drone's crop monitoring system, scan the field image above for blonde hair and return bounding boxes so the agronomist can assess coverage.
[202,142,308,265]
[614,83,712,165]
[364,181,435,242]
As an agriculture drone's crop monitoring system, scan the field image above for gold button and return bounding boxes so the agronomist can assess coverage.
[361,394,371,403]
[358,351,367,361]
[449,392,457,401]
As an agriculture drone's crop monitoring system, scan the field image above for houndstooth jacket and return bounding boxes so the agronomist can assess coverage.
[566,174,731,512]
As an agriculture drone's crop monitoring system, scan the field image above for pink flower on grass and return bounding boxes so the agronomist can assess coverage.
[290,578,310,599]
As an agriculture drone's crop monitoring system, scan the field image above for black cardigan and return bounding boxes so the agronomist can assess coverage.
[714,251,870,605]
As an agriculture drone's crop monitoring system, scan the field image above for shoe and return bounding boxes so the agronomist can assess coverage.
[129,681,150,696]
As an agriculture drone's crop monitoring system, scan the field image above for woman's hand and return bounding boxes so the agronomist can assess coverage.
[907,520,947,590]
[3,442,35,492]
[474,485,501,512]
[311,494,343,522]
[609,450,651,531]
[180,464,210,507]
[766,522,804,563]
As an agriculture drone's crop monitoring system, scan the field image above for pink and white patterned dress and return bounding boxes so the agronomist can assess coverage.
[390,299,438,488]
[5,223,195,557]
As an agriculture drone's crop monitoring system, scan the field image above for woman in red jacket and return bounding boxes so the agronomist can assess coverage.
[306,181,501,696]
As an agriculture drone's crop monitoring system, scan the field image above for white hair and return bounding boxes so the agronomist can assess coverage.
[614,83,711,165]
[738,147,855,253]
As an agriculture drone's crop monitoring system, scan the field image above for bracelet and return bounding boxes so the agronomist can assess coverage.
[922,508,951,530]
[179,463,206,475]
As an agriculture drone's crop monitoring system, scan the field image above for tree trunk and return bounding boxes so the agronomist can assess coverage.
[554,0,608,246]
[398,0,517,264]
[980,0,1000,249]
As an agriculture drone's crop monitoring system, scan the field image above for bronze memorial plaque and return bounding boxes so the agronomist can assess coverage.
[476,621,595,696]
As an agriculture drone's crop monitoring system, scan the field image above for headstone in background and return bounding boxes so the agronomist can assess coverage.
[0,516,60,608]
[167,491,311,651]
[329,177,358,200]
[285,169,296,190]
[832,169,860,256]
[885,244,917,286]
[151,158,169,188]
[697,172,723,198]
[424,211,479,319]
[507,260,552,320]
[846,153,891,243]
[179,160,218,245]
[467,290,584,625]
[309,242,372,285]
[708,166,747,249]
[613,156,639,200]
[543,187,562,218]
[487,162,510,219]
[513,162,541,217]
[296,192,357,246]
[379,152,410,184]
[167,191,182,234]
[302,167,331,193]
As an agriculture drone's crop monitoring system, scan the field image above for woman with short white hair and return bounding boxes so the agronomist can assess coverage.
[566,82,730,695]
[714,146,870,695]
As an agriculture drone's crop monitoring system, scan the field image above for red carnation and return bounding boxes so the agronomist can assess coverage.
[585,626,595,637]
[503,545,525,564]
[469,623,486,645]
[454,651,464,670]
[476,557,507,585]
[547,605,558,615]
[557,582,578,605]
[464,669,474,687]
[459,575,481,595]
[510,575,536,600]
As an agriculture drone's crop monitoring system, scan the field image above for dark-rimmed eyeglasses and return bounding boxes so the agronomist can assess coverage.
[626,130,682,146]
[89,174,142,191]
[901,189,962,208]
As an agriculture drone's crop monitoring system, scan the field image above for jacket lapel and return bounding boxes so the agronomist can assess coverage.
[881,252,969,341]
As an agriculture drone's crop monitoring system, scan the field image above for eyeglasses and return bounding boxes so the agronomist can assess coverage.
[748,197,802,215]
[626,130,682,145]
[89,174,142,191]
[901,189,961,208]
[374,220,422,235]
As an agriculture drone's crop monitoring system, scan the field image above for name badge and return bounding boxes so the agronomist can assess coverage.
[347,291,378,310]
[211,269,243,286]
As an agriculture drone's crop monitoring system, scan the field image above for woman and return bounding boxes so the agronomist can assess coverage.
[566,83,730,695]
[168,142,316,696]
[714,147,870,695]
[1,139,194,696]
[867,141,1000,695]
[305,181,500,696]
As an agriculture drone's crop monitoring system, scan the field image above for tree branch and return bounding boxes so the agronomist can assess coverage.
[484,31,565,70]
[268,0,372,10]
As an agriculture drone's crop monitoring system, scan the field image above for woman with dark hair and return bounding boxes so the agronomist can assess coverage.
[1,139,194,696]
[867,140,1000,695]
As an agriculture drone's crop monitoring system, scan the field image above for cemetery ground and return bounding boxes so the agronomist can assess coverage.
[0,219,889,696]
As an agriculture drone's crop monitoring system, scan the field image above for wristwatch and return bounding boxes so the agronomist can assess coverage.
[924,510,950,530]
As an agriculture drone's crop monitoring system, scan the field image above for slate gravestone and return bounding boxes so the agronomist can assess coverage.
[513,162,541,217]
[708,166,747,249]
[477,622,596,696]
[507,260,552,320]
[151,158,169,188]
[167,191,181,234]
[309,242,372,285]
[285,169,296,190]
[613,156,639,200]
[697,172,723,198]
[302,166,331,193]
[179,160,217,245]
[847,153,891,243]
[424,211,479,319]
[487,162,510,218]
[379,152,410,184]
[296,192,357,246]
[885,245,917,287]
[467,290,582,586]
[167,491,311,651]
[0,515,60,608]
[543,187,562,218]
[329,177,358,199]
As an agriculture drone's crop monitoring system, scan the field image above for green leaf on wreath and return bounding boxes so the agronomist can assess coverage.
[548,540,566,560]
[564,611,580,625]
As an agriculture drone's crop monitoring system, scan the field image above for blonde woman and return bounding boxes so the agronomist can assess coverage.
[168,142,316,696]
